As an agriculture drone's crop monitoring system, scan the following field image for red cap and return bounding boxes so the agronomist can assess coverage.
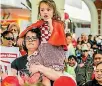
[1,76,20,86]
[53,76,76,86]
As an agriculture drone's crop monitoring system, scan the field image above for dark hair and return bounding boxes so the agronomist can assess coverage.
[68,55,77,62]
[23,28,41,52]
[1,30,14,38]
[38,0,61,21]
[93,50,102,59]
[66,33,72,38]
[96,62,102,68]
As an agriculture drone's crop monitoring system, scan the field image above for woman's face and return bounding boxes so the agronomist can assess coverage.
[95,64,102,83]
[94,54,102,66]
[40,3,54,21]
[2,33,14,47]
[25,31,39,52]
[10,26,19,40]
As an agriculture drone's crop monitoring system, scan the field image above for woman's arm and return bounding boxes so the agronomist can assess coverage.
[11,68,17,76]
[40,65,63,81]
[29,64,63,81]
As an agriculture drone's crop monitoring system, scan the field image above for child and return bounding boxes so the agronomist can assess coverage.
[18,0,67,85]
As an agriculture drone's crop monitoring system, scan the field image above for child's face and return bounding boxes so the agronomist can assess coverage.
[40,3,54,21]
[68,58,76,67]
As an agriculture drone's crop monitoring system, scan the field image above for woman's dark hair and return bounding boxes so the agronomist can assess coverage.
[96,61,102,68]
[68,55,77,62]
[23,28,41,52]
[93,50,102,59]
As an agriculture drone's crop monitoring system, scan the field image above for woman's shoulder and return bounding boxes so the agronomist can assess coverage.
[15,54,28,61]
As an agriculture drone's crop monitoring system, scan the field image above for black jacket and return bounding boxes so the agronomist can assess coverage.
[84,79,102,86]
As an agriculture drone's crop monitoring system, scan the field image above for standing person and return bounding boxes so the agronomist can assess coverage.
[17,0,67,85]
[11,28,64,86]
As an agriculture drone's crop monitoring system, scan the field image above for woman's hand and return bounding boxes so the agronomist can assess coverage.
[17,38,24,46]
[29,64,42,74]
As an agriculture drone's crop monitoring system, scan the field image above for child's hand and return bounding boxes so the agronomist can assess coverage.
[17,38,24,46]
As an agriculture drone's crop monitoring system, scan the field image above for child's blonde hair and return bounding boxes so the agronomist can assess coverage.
[38,0,61,21]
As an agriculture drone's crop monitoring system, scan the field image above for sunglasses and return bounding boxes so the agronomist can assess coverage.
[10,29,18,32]
[3,36,14,41]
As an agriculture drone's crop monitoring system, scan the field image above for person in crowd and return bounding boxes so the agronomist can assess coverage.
[84,62,102,86]
[80,33,86,44]
[64,55,77,79]
[76,44,82,60]
[88,34,94,47]
[77,37,82,45]
[84,35,88,43]
[87,43,94,57]
[7,22,27,56]
[65,33,76,58]
[76,43,93,86]
[11,28,63,86]
[1,30,14,47]
[93,51,102,67]
[17,0,67,85]
[91,51,102,80]
[7,22,20,46]
[96,35,102,51]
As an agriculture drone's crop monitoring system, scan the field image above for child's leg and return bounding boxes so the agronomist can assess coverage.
[42,76,51,86]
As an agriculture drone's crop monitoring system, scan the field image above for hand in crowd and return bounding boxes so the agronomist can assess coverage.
[17,37,24,46]
[29,64,42,74]
[79,63,85,68]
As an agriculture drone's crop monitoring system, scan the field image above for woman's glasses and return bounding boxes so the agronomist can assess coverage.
[3,36,14,41]
[25,36,38,42]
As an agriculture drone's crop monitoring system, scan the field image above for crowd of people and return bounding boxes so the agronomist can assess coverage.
[0,0,102,86]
